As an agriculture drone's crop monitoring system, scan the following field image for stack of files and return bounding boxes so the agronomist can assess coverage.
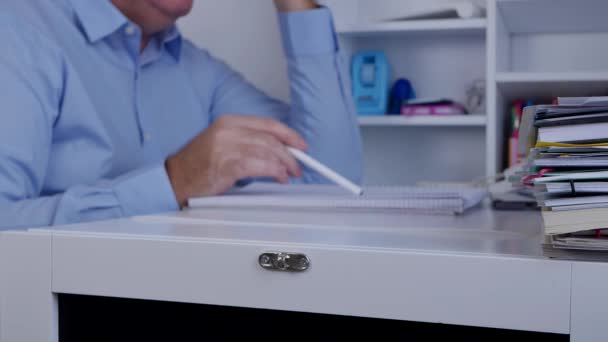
[516,96,608,260]
[187,183,488,215]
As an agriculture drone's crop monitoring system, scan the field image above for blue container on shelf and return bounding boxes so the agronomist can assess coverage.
[352,51,390,116]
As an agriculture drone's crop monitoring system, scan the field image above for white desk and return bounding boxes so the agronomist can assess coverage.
[1,206,606,341]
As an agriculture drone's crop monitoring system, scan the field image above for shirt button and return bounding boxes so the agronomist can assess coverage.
[125,25,136,36]
[144,133,152,142]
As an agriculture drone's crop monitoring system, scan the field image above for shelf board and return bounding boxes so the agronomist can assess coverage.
[496,72,608,99]
[358,115,487,127]
[337,18,487,37]
[498,0,608,34]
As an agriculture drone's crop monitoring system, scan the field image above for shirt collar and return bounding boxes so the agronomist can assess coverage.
[160,25,183,61]
[69,0,128,43]
[69,0,183,61]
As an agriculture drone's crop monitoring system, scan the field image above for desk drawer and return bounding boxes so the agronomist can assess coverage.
[52,234,570,334]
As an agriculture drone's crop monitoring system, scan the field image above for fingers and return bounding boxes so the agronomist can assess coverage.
[247,133,302,178]
[217,115,308,150]
[207,115,309,187]
[168,115,308,200]
[232,153,290,184]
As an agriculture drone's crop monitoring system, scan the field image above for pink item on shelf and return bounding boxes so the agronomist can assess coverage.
[401,103,467,116]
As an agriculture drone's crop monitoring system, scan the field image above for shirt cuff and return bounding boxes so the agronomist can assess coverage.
[113,163,179,216]
[278,7,338,57]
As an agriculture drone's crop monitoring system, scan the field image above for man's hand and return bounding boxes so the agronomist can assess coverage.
[273,0,317,12]
[165,115,307,207]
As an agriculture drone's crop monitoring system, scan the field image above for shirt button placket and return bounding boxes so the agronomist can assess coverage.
[134,68,148,147]
[127,24,146,147]
[125,23,153,161]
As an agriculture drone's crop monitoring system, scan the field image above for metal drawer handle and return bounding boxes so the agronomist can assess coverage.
[259,252,310,272]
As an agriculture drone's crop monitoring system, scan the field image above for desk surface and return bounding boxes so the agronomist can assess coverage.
[4,205,579,339]
[41,205,544,259]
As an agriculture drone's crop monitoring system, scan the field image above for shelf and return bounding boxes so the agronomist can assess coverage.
[498,0,608,34]
[358,115,487,127]
[496,72,608,99]
[337,18,487,37]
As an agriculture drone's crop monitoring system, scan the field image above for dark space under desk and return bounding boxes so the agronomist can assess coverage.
[58,294,567,341]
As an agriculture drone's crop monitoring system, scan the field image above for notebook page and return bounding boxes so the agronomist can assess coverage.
[188,183,487,214]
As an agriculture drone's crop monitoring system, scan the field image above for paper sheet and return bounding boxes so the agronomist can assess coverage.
[188,183,488,215]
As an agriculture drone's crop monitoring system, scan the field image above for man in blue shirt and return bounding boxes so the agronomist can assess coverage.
[0,0,363,229]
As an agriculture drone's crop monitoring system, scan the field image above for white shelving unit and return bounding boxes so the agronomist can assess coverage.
[323,0,608,186]
[496,72,608,99]
[323,0,489,185]
[358,115,487,127]
[489,0,608,178]
[337,18,487,37]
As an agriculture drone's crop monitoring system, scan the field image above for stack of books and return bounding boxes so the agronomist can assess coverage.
[516,96,608,260]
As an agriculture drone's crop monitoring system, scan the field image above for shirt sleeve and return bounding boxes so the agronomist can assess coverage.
[0,22,178,230]
[206,7,363,185]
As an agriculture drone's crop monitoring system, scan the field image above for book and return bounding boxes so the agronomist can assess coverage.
[543,232,608,261]
[534,157,608,167]
[550,203,608,212]
[538,122,608,143]
[517,105,608,156]
[552,236,608,250]
[188,183,488,215]
[536,106,608,119]
[542,207,608,235]
[534,170,608,184]
[542,243,608,262]
[539,182,608,195]
[558,96,608,107]
[541,195,608,208]
[535,112,608,127]
[508,100,526,167]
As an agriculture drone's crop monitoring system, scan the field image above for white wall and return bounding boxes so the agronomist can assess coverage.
[178,0,290,102]
[177,0,487,101]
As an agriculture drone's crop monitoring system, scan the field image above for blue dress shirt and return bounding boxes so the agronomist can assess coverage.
[0,0,363,229]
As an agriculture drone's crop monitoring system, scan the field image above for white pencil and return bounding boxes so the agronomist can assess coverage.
[287,147,363,196]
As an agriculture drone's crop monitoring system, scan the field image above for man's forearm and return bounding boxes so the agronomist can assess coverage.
[274,0,317,12]
[274,6,364,184]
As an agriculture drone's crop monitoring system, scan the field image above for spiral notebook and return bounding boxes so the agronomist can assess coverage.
[188,183,488,215]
